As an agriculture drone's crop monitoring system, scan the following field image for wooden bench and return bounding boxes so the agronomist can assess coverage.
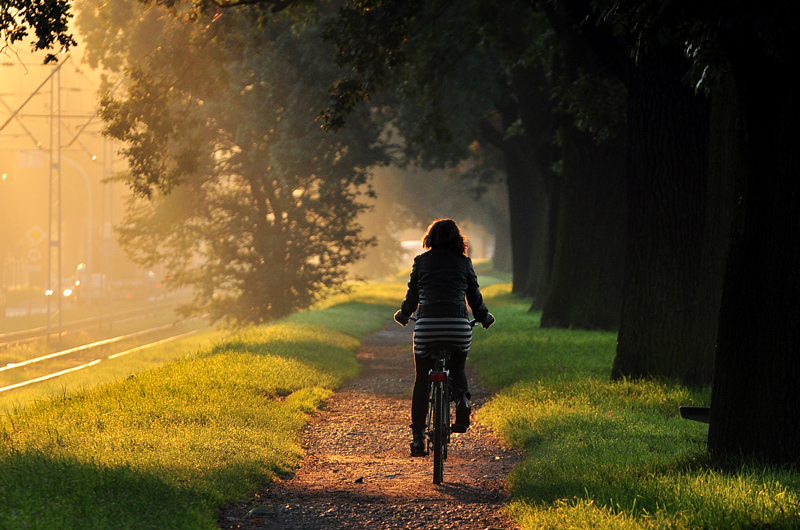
[679,406,710,424]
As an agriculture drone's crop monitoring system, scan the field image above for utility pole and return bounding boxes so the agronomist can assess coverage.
[3,54,116,338]
[3,55,71,340]
[102,138,114,329]
[46,61,64,341]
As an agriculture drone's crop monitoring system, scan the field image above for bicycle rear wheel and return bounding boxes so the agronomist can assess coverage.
[432,381,446,484]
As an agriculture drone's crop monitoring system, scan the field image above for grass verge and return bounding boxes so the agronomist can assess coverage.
[471,284,800,529]
[0,283,397,529]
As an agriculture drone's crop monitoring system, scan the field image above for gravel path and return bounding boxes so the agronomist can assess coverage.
[219,321,522,529]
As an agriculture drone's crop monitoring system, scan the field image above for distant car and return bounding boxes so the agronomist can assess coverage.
[44,278,78,301]
[73,263,108,305]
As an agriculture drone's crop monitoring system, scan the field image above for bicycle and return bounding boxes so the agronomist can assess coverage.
[412,317,480,484]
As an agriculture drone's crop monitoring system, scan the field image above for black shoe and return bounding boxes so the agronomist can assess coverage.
[453,392,471,432]
[410,425,426,456]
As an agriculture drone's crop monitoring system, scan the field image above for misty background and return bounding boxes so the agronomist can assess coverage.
[1,26,509,320]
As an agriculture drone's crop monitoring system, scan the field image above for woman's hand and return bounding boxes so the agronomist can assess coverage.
[394,310,410,326]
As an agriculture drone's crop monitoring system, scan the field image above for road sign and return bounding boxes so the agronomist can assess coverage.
[26,246,42,265]
[25,225,46,246]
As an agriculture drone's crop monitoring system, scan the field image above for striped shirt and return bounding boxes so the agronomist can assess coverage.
[413,317,473,356]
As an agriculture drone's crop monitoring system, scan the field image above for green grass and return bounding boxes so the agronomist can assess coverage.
[471,284,800,529]
[473,259,513,286]
[8,272,794,530]
[0,283,397,529]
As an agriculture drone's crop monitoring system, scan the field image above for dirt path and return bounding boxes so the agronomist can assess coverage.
[219,321,522,529]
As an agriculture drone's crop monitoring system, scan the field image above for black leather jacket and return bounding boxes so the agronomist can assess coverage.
[400,248,490,321]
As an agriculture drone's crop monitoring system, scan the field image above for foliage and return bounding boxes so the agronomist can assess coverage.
[321,0,505,151]
[319,0,418,131]
[594,0,800,92]
[553,69,626,143]
[0,0,76,62]
[74,0,156,72]
[321,0,623,148]
[320,0,632,307]
[80,2,388,324]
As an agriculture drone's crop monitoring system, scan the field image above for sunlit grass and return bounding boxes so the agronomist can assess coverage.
[471,284,800,529]
[473,259,513,286]
[311,279,406,311]
[0,290,393,529]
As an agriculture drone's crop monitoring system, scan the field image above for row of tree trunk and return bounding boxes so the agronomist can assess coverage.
[490,3,799,466]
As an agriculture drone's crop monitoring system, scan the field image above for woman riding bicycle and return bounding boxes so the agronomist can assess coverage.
[394,219,495,457]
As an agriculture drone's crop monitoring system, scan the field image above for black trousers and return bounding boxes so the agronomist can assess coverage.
[411,352,468,428]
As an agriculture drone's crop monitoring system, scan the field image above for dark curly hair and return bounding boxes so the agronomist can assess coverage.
[422,218,469,256]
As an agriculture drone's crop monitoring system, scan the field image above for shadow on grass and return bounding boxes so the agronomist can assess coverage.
[0,451,215,529]
[286,301,396,338]
[207,338,360,382]
[494,392,800,528]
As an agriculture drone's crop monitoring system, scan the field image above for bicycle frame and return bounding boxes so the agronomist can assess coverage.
[425,345,456,484]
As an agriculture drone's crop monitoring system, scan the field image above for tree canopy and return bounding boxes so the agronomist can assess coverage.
[1,0,76,62]
[78,1,387,323]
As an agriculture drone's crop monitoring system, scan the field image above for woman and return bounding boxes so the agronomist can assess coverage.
[394,219,495,457]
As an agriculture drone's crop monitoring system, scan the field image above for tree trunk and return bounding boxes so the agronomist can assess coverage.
[538,7,627,330]
[481,65,556,298]
[541,124,626,330]
[481,121,541,296]
[518,164,553,301]
[510,65,557,301]
[707,56,800,465]
[612,50,720,386]
[504,144,548,297]
[489,205,513,273]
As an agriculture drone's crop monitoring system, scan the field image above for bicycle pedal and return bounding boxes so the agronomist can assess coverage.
[450,424,467,433]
